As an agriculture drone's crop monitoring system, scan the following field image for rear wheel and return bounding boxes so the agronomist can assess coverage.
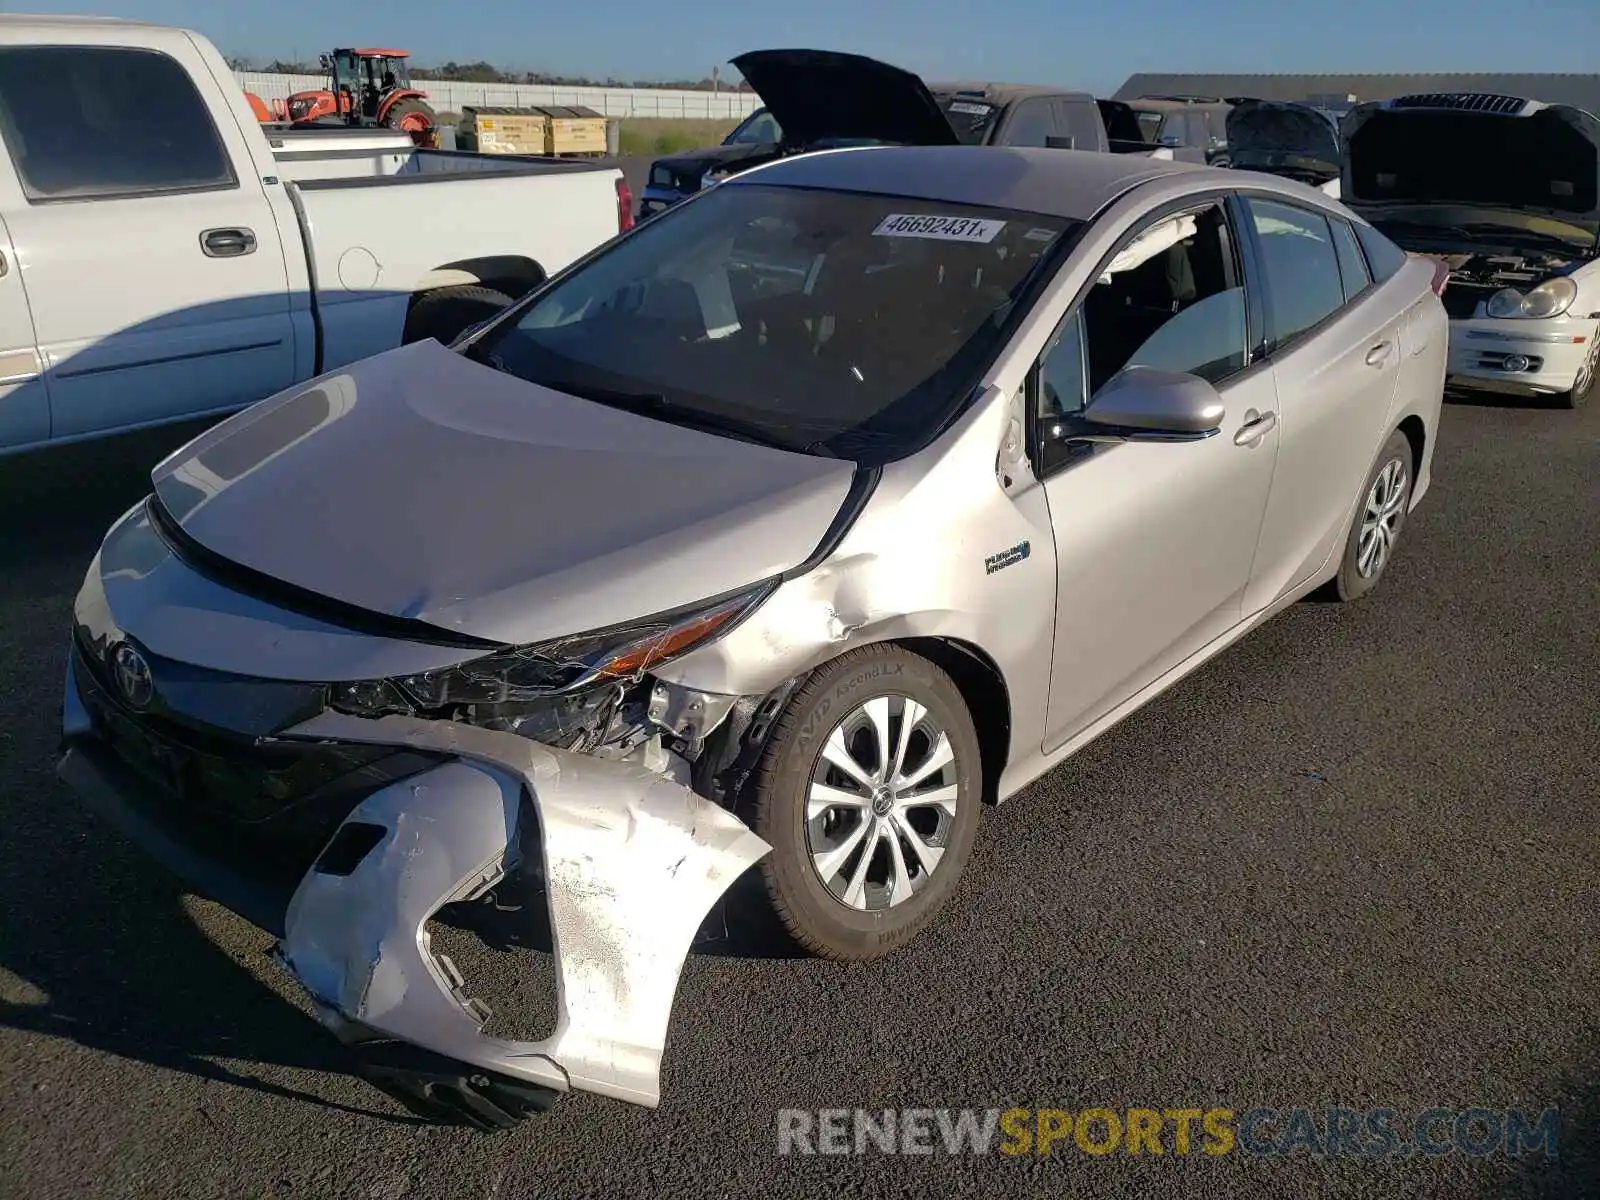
[402,285,514,346]
[1331,429,1414,602]
[748,645,982,961]
[384,97,436,133]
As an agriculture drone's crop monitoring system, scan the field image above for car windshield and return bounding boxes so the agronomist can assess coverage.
[473,184,1078,463]
[933,94,1001,145]
[728,109,781,145]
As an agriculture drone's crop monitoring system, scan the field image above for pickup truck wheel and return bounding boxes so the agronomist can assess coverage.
[749,645,982,962]
[403,285,514,346]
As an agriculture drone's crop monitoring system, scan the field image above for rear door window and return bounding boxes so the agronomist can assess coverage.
[1001,99,1058,148]
[1244,197,1348,349]
[0,46,236,201]
[1053,99,1103,150]
[1354,221,1409,284]
[1329,216,1373,302]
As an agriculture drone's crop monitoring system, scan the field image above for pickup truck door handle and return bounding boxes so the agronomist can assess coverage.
[1234,409,1277,446]
[200,228,257,258]
[1365,340,1393,367]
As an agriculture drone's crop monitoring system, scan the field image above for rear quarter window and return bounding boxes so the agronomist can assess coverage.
[1353,221,1408,284]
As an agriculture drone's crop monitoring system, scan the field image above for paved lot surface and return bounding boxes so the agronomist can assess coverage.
[0,393,1595,1199]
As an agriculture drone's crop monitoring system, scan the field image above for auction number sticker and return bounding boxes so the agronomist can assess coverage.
[946,101,993,116]
[873,213,1007,243]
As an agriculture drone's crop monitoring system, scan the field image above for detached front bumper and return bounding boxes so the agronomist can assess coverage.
[57,653,771,1127]
[1445,316,1599,396]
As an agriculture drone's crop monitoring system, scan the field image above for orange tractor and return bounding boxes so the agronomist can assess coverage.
[282,49,439,144]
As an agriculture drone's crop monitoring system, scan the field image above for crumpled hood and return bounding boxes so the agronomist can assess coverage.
[149,340,857,647]
[1341,99,1600,241]
[1227,99,1340,179]
[731,49,959,148]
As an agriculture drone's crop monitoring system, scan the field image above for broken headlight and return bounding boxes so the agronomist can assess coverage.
[328,582,773,717]
[1485,277,1578,320]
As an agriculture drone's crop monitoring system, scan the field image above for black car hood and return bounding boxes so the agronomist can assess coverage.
[1341,101,1600,239]
[731,49,959,148]
[652,141,770,180]
[1227,99,1340,178]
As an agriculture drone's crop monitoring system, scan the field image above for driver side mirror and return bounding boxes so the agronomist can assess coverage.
[1077,367,1225,442]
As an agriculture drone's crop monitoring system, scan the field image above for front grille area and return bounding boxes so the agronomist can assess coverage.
[72,639,444,859]
[1390,92,1527,115]
[1473,350,1544,373]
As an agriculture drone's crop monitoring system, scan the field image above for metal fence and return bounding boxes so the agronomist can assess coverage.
[233,70,762,119]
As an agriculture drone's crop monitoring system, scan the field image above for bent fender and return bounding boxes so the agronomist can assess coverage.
[275,711,772,1108]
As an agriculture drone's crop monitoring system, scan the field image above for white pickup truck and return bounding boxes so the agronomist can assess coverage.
[0,15,631,454]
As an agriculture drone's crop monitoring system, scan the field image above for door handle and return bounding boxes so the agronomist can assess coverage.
[1365,340,1393,367]
[1234,409,1277,446]
[0,248,7,277]
[200,228,257,258]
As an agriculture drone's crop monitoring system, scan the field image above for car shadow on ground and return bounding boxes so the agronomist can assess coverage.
[0,815,429,1126]
[1,419,429,1123]
[1443,387,1579,411]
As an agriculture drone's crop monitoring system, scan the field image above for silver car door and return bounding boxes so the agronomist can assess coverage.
[1237,196,1405,615]
[1036,198,1281,752]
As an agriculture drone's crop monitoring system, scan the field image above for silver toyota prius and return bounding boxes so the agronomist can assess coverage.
[57,145,1448,1128]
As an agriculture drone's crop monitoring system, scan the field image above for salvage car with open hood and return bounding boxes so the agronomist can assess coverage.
[1226,98,1343,196]
[1341,92,1600,406]
[59,143,1446,1130]
[638,50,1176,218]
[636,49,956,217]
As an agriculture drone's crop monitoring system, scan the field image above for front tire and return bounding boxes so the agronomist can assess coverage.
[748,645,982,961]
[1332,429,1414,602]
[402,285,514,346]
[1558,339,1596,409]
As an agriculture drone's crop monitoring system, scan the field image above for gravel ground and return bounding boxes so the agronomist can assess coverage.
[0,391,1595,1199]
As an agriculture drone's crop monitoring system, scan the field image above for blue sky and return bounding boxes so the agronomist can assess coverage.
[18,0,1600,93]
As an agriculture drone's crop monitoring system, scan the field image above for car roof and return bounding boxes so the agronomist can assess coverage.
[928,81,1096,106]
[721,144,1215,221]
[0,13,163,33]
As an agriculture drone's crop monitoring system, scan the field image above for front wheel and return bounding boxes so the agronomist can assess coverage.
[402,285,514,347]
[1558,338,1597,409]
[748,645,982,961]
[1331,429,1414,602]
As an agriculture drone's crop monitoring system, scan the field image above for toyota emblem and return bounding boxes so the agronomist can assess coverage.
[112,643,154,710]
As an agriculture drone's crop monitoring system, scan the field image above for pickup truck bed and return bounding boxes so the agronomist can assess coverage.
[0,15,629,455]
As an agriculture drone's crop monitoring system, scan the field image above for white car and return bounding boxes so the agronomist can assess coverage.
[1341,93,1600,407]
[0,16,632,455]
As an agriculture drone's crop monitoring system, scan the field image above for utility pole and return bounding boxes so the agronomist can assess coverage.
[711,65,719,95]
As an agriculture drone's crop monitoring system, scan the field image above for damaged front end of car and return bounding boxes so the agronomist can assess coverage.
[55,497,785,1130]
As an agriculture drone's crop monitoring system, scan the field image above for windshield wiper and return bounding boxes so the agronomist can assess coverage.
[553,382,828,456]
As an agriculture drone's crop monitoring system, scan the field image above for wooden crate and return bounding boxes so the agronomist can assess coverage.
[543,106,607,156]
[457,106,549,155]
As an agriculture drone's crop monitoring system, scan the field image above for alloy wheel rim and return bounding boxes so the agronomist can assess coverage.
[1357,457,1409,579]
[804,694,959,911]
